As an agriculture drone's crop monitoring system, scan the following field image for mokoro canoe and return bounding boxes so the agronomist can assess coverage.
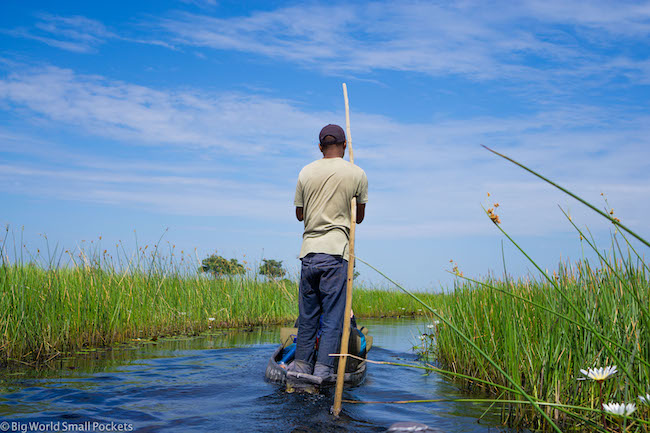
[264,326,373,390]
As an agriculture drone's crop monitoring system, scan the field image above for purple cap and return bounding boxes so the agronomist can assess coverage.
[319,124,346,145]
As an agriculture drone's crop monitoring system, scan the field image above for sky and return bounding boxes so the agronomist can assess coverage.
[1,0,650,290]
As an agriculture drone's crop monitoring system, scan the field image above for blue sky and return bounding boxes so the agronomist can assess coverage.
[1,0,650,290]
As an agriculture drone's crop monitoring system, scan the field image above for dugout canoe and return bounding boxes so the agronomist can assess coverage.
[264,326,373,390]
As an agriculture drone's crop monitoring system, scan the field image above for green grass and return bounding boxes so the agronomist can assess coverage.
[0,241,438,366]
[405,148,650,432]
[424,250,649,430]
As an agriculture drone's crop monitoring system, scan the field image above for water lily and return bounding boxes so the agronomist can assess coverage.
[581,365,619,426]
[639,394,650,405]
[580,365,618,381]
[602,402,636,417]
[208,317,216,321]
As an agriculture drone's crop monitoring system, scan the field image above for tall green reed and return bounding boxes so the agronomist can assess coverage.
[357,257,564,432]
[0,230,437,366]
[424,149,650,431]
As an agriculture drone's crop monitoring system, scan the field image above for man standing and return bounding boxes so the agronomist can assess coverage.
[291,124,368,379]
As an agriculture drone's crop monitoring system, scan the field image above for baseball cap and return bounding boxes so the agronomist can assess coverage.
[319,124,346,145]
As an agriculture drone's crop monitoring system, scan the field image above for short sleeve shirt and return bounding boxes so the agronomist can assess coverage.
[294,157,368,261]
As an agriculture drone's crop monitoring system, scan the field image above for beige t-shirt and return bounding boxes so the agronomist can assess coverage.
[294,157,368,261]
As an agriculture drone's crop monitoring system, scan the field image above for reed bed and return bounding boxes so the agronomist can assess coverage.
[0,239,437,366]
[406,148,650,432]
[424,249,649,431]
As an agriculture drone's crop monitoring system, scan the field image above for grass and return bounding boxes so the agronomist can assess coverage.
[0,236,438,366]
[405,148,650,432]
[364,229,649,432]
[424,249,649,431]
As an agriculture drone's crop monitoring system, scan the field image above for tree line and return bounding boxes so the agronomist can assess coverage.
[200,253,360,280]
[200,254,286,279]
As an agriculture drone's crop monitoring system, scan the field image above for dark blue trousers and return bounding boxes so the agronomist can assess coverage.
[294,253,348,368]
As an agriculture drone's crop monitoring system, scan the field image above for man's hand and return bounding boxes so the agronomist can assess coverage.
[296,207,304,221]
[356,203,365,224]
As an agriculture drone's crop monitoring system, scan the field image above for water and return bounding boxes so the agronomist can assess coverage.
[0,319,510,432]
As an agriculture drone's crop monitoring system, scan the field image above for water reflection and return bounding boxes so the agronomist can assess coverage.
[0,319,512,432]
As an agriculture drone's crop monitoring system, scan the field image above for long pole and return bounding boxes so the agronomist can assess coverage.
[332,83,356,417]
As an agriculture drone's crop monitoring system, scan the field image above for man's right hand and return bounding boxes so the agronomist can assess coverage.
[356,203,365,223]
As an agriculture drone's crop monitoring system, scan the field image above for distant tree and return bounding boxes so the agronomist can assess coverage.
[200,254,245,277]
[259,259,286,279]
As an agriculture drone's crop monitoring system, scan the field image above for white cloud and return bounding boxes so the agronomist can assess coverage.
[3,13,174,53]
[8,2,650,89]
[0,66,327,154]
[158,4,509,79]
[0,161,289,219]
[156,1,650,84]
[4,14,115,53]
[1,64,649,238]
[521,0,650,37]
[179,0,218,9]
[3,64,647,175]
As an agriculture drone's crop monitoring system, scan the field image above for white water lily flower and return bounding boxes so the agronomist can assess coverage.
[639,394,650,405]
[208,317,215,321]
[602,403,636,417]
[580,366,618,381]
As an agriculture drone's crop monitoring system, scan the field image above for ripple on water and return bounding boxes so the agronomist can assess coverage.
[0,320,513,432]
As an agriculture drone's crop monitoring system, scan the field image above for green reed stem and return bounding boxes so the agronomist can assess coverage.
[455,271,650,371]
[488,212,643,394]
[483,145,650,249]
[559,206,650,321]
[339,353,525,396]
[356,256,563,433]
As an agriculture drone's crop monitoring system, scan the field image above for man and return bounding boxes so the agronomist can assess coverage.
[291,124,368,379]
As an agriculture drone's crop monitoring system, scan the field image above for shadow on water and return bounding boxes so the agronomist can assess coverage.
[0,319,514,432]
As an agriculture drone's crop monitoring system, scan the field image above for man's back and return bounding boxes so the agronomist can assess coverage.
[294,157,368,261]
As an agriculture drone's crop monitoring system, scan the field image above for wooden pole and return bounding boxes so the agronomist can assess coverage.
[332,83,356,417]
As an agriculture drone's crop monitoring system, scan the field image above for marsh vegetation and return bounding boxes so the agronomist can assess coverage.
[0,237,438,366]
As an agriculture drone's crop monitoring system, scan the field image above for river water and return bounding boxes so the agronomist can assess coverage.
[0,318,511,433]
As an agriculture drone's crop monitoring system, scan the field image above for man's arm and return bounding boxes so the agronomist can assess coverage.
[296,207,304,221]
[356,203,365,224]
[356,170,368,224]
